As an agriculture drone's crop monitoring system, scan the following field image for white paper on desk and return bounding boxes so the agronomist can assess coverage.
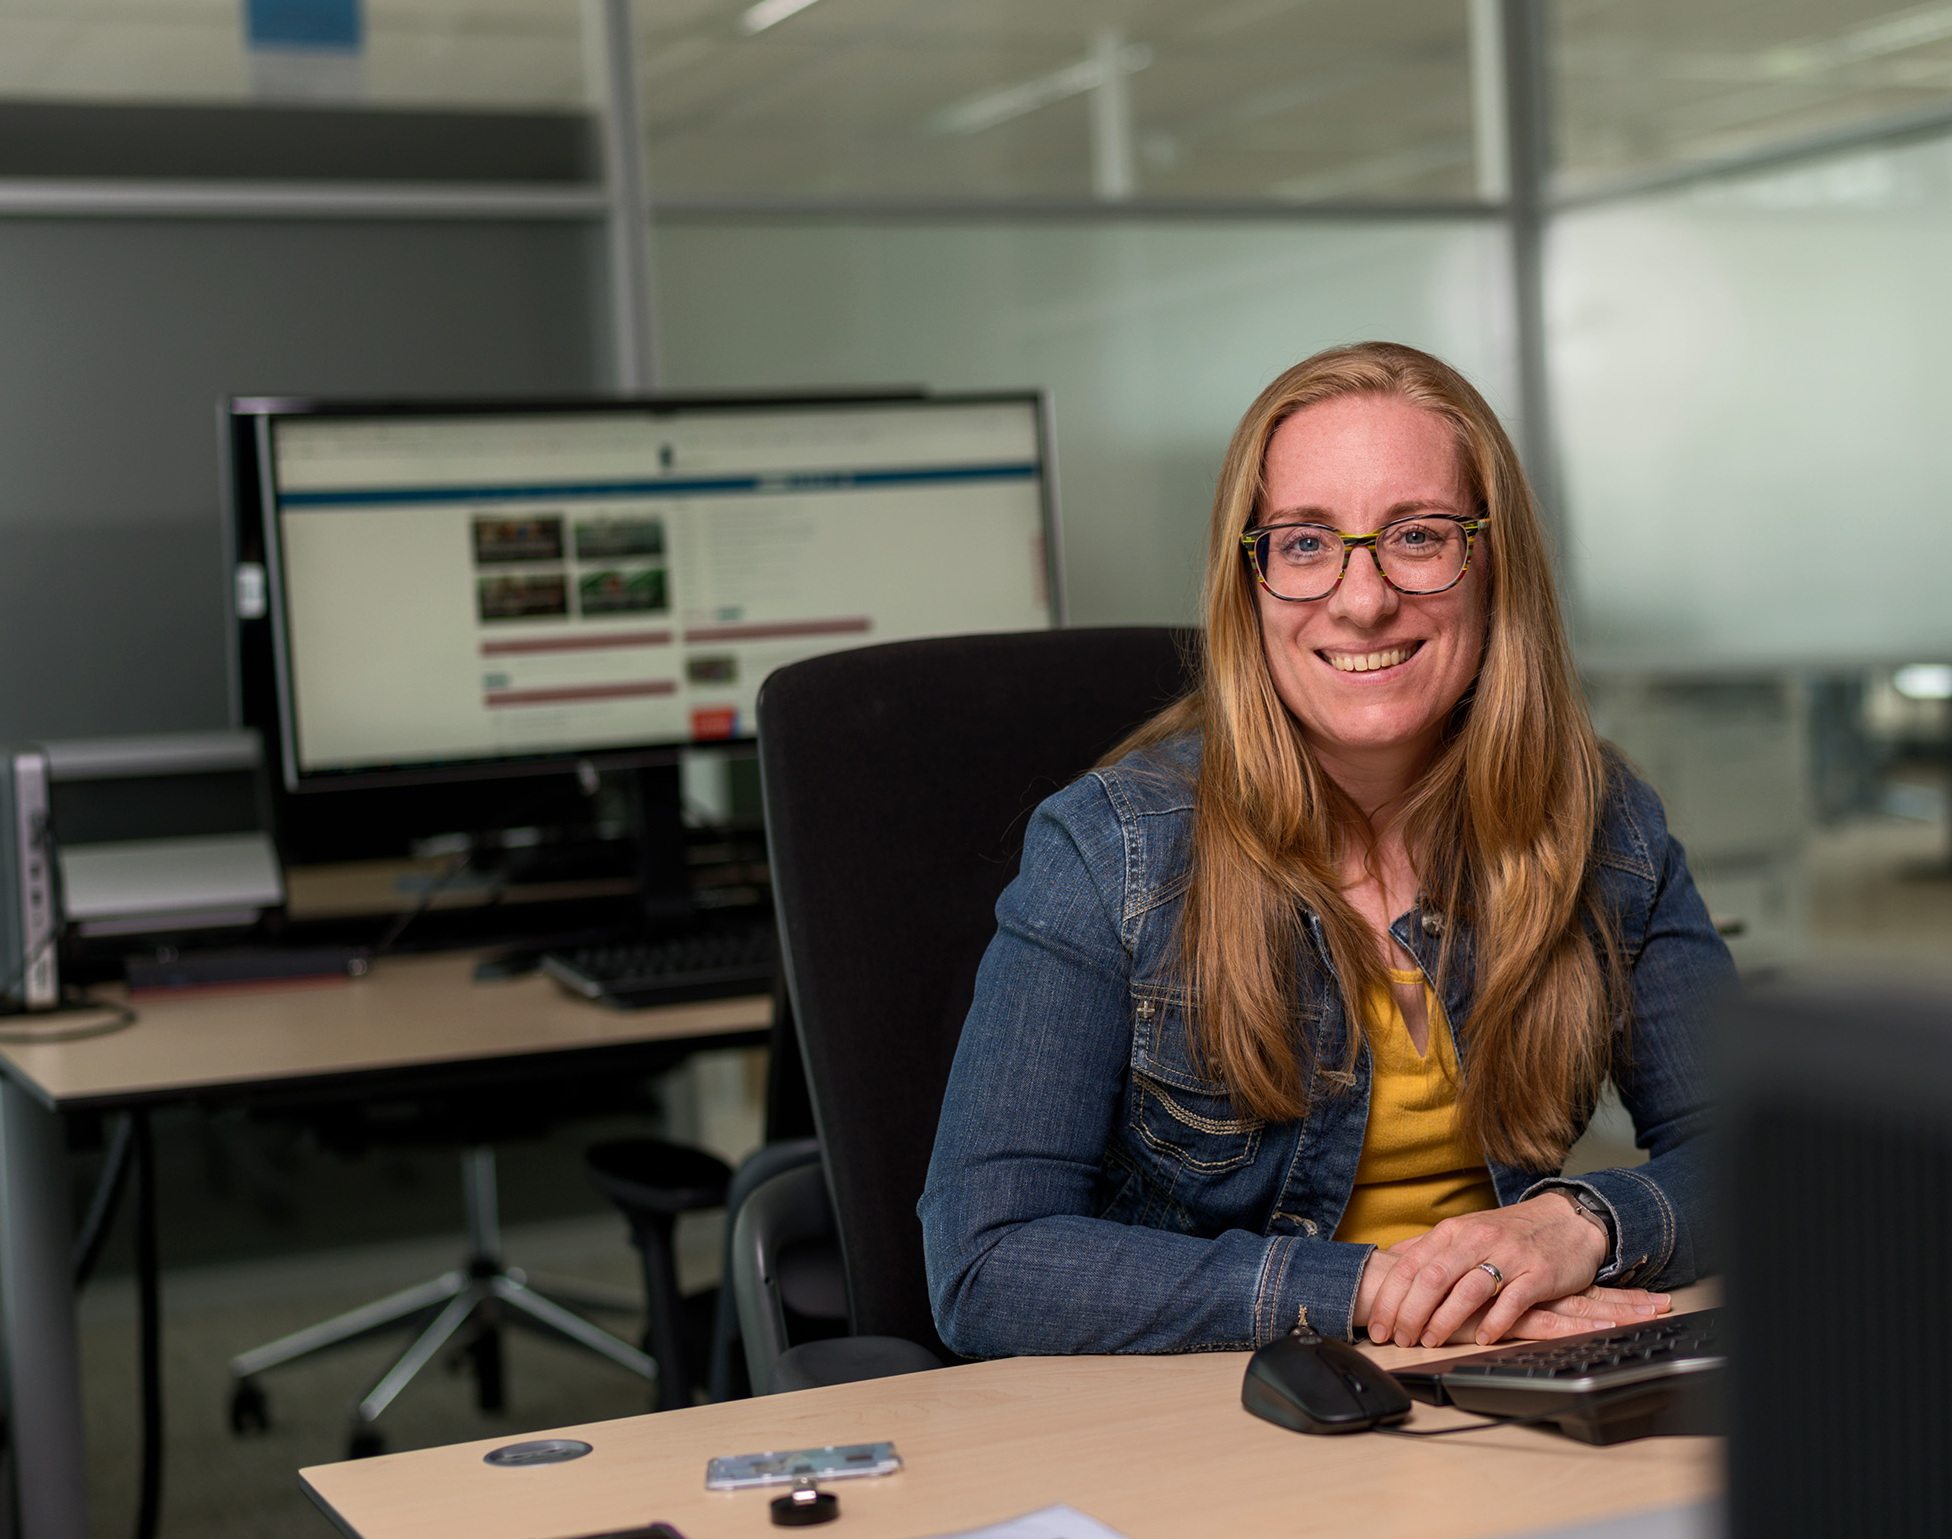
[920,1503,1132,1539]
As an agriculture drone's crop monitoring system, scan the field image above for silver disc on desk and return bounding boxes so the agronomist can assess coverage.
[484,1439,593,1467]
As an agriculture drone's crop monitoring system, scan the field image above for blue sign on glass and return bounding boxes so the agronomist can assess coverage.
[245,0,363,52]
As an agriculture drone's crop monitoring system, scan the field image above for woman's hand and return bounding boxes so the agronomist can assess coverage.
[1355,1255,1671,1347]
[1356,1195,1667,1347]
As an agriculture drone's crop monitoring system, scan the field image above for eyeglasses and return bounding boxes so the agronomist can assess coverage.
[1240,514,1487,603]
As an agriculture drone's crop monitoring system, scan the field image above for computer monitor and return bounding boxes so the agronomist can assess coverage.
[228,391,1059,936]
[228,392,1058,796]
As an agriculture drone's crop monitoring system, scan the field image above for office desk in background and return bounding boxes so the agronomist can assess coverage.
[304,1286,1721,1539]
[0,953,771,1539]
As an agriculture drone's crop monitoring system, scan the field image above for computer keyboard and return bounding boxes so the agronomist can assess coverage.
[539,920,776,1009]
[1392,1307,1723,1445]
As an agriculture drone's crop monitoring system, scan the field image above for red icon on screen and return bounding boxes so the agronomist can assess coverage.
[691,707,738,740]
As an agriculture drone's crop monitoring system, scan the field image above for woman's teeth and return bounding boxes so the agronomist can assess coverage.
[1325,645,1416,674]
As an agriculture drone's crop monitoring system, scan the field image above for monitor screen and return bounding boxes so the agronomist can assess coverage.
[235,394,1058,792]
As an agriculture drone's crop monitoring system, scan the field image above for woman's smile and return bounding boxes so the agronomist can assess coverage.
[1318,639,1424,674]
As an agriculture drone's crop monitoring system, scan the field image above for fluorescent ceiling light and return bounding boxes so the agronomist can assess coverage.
[1893,663,1952,700]
[1765,2,1952,77]
[742,0,822,35]
[931,43,1152,136]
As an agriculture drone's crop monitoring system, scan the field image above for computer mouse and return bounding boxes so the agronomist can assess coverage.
[1242,1329,1413,1434]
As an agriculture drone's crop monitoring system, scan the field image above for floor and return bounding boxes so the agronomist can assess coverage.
[63,807,1952,1537]
[1802,808,1952,980]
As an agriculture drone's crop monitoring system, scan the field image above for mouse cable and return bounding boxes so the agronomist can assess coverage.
[1376,1406,1568,1438]
[0,989,139,1043]
[367,846,482,963]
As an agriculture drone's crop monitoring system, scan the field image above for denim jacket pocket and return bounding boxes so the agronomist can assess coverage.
[1128,987,1263,1174]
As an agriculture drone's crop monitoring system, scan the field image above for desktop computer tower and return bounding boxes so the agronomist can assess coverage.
[0,746,58,1010]
[1719,985,1952,1539]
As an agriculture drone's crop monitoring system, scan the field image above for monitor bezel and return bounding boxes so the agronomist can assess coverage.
[228,390,1062,796]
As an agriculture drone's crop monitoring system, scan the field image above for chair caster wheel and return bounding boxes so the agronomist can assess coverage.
[229,1379,270,1435]
[347,1427,387,1459]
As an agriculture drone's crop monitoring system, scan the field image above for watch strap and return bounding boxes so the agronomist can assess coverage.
[1543,1182,1617,1250]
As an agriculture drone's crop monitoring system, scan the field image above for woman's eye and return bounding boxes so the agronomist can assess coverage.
[1386,521,1447,552]
[1277,529,1334,560]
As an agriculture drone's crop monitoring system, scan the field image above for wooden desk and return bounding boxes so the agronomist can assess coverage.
[303,1289,1721,1539]
[0,954,770,1539]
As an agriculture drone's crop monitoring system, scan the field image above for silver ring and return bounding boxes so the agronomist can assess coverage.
[1476,1261,1505,1292]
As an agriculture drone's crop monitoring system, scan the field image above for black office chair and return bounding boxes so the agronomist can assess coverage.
[754,627,1197,1380]
[583,1135,732,1411]
[581,975,840,1407]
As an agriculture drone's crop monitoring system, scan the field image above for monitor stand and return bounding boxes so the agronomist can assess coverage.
[628,762,694,932]
[466,762,699,982]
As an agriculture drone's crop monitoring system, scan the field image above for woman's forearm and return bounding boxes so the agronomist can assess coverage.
[927,1208,1372,1356]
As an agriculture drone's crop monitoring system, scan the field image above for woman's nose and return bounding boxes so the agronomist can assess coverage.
[1327,545,1398,625]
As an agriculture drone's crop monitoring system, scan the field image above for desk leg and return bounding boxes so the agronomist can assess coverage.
[0,1078,88,1539]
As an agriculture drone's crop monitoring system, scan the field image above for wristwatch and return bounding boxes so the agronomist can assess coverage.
[1543,1183,1616,1254]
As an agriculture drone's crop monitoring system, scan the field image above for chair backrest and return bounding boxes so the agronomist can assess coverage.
[757,626,1197,1355]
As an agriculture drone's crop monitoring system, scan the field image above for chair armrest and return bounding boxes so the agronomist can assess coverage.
[730,1161,837,1393]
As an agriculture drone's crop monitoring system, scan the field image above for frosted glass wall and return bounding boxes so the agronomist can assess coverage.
[650,219,1513,626]
[1552,132,1952,670]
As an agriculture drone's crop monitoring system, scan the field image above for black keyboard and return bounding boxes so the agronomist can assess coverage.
[1393,1308,1723,1445]
[539,921,776,1009]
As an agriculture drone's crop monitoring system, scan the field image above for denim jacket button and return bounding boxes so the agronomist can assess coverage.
[1420,911,1445,937]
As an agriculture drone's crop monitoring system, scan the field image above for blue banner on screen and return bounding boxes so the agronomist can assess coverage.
[246,0,362,51]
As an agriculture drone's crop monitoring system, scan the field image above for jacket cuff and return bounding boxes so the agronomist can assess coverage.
[1522,1169,1675,1289]
[1257,1235,1375,1344]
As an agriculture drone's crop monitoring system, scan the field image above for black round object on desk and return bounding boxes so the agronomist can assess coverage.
[771,1481,839,1526]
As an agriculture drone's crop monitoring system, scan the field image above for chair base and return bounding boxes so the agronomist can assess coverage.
[226,1146,654,1456]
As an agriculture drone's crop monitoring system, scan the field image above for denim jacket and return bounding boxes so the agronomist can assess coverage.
[920,734,1735,1357]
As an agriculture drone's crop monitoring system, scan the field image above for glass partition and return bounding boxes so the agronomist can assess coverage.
[1554,126,1952,983]
[1552,129,1952,671]
[650,217,1512,622]
[636,0,1484,202]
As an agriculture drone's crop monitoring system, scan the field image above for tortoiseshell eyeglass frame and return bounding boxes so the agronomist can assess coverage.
[1238,515,1488,603]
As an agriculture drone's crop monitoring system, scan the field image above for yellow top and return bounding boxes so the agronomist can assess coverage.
[1332,967,1497,1249]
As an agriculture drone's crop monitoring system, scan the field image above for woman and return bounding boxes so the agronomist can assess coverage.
[919,342,1732,1357]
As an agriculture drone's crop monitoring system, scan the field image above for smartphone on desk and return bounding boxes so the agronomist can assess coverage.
[705,1442,901,1490]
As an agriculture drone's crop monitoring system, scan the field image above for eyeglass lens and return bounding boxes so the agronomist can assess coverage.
[1253,519,1469,601]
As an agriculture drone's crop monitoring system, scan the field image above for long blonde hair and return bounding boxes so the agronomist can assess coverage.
[1118,342,1620,1169]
